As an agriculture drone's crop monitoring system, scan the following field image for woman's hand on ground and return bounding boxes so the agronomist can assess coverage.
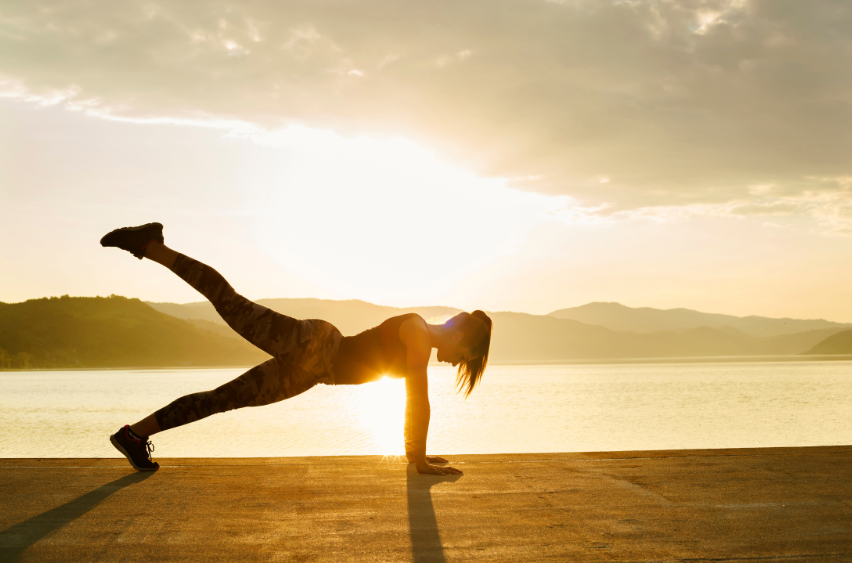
[415,461,463,475]
[426,456,448,464]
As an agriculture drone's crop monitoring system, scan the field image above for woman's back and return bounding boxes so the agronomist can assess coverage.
[332,313,420,385]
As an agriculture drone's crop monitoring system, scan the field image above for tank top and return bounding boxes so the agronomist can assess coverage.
[331,313,421,385]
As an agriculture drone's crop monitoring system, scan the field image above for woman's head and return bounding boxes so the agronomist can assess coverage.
[441,310,492,398]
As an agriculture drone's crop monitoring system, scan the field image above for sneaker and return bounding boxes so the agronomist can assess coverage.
[100,223,164,259]
[110,425,160,471]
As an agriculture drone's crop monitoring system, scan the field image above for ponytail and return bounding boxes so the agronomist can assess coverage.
[448,310,492,398]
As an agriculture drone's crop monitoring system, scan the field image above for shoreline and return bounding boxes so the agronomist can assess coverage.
[5,442,852,460]
[3,353,852,373]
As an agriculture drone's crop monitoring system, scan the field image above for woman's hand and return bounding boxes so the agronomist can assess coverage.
[416,460,463,475]
[426,456,448,464]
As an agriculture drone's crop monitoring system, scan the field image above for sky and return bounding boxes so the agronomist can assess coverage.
[1,0,851,321]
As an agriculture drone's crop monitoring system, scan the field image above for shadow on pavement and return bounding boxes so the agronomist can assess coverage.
[406,465,462,563]
[0,471,153,562]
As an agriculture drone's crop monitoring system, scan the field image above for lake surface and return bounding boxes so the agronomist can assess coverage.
[1,361,851,458]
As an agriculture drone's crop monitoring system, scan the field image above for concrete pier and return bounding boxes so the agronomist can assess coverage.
[2,447,852,561]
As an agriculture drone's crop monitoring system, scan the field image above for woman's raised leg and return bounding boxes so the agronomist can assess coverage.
[143,241,305,362]
[144,240,178,269]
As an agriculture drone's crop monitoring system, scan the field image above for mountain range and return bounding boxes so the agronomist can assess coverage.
[548,302,850,337]
[147,298,851,362]
[1,296,849,370]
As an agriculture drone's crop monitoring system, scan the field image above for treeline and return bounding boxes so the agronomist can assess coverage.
[0,348,32,369]
[0,295,268,370]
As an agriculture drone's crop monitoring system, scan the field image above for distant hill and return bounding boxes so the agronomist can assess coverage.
[804,330,852,355]
[0,295,268,369]
[147,298,462,337]
[548,302,851,337]
[489,312,843,362]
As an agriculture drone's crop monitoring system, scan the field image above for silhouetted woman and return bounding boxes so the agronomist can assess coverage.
[101,223,492,475]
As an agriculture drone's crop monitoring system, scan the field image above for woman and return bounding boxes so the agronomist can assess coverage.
[101,223,492,476]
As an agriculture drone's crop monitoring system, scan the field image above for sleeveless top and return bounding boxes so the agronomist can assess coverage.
[331,313,421,385]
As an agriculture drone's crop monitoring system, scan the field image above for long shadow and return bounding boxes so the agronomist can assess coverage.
[406,465,461,563]
[0,471,154,562]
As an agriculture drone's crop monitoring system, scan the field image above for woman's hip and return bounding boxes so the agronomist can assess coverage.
[293,319,342,384]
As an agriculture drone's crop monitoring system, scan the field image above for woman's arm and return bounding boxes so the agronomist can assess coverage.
[400,317,462,476]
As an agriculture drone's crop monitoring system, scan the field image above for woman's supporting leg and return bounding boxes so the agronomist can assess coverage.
[129,413,160,438]
[147,357,318,434]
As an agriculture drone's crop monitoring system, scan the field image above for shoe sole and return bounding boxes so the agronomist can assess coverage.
[110,434,159,472]
[99,222,164,247]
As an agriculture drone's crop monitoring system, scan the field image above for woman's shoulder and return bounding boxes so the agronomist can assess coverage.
[393,314,429,347]
[381,312,425,328]
[400,312,425,323]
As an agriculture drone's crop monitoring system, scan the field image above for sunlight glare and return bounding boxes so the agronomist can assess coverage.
[353,376,406,454]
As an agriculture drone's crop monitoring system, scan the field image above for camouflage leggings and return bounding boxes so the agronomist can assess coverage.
[153,254,342,432]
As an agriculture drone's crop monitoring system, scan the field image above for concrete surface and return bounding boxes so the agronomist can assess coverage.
[2,447,852,561]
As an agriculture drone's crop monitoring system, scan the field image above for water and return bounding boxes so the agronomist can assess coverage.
[1,361,850,458]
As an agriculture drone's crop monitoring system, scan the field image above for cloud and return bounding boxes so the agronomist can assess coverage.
[607,177,852,235]
[726,201,799,216]
[1,0,851,211]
